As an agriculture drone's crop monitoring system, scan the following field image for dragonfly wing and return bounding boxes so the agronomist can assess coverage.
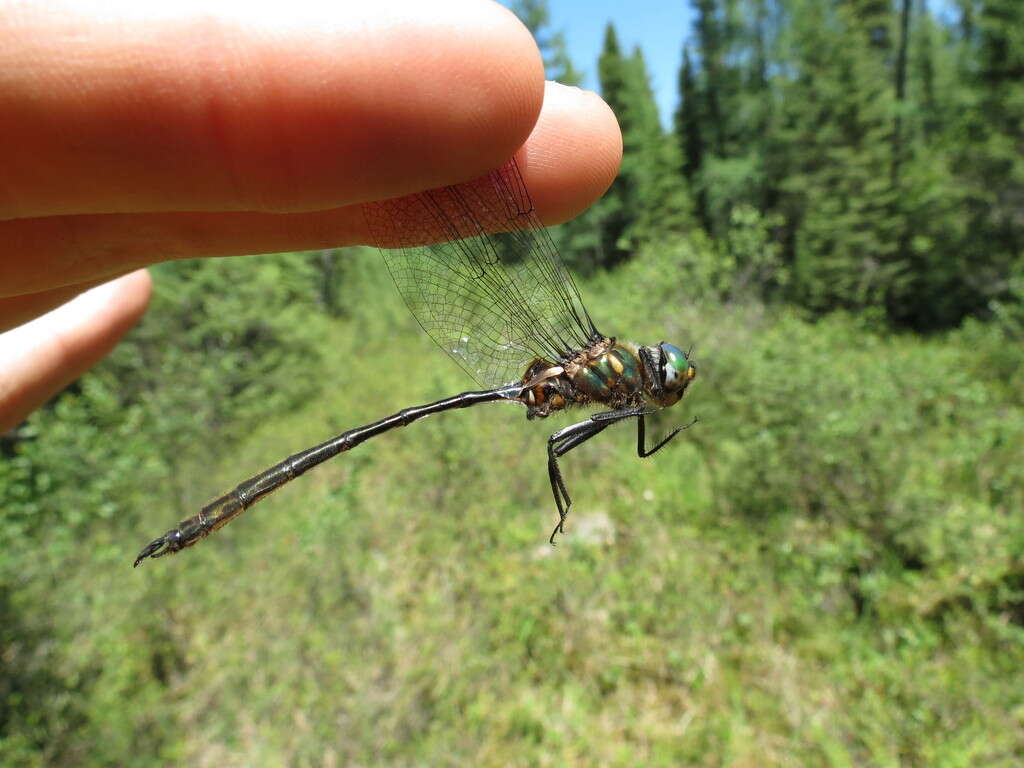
[363,159,599,389]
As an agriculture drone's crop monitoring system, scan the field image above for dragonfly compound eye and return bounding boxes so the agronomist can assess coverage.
[658,343,693,393]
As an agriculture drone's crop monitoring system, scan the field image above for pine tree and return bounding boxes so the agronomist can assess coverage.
[590,25,694,267]
[769,0,902,313]
[676,45,709,231]
[955,0,1024,305]
[884,2,969,327]
[591,22,636,266]
[509,0,594,269]
[509,0,582,85]
[676,0,774,238]
[625,47,693,244]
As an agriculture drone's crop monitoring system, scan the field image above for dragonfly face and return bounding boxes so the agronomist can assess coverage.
[644,342,697,408]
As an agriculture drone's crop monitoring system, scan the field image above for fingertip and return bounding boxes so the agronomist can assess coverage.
[351,81,622,248]
[0,271,153,431]
[337,0,547,204]
[68,269,152,345]
[110,269,153,330]
[517,82,623,226]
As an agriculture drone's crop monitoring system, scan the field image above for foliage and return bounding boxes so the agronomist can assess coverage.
[534,0,1021,328]
[525,0,1021,327]
[560,24,694,273]
[3,247,1024,765]
[0,253,337,766]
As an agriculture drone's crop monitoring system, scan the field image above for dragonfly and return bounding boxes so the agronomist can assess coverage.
[134,158,697,567]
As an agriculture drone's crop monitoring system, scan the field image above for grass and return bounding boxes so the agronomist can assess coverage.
[4,247,1024,766]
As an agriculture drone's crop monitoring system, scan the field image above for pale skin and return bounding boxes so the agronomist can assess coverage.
[0,0,623,432]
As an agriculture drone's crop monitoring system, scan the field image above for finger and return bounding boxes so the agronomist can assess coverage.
[0,278,117,333]
[0,270,151,432]
[366,82,622,246]
[1,0,544,219]
[2,82,621,297]
[510,83,622,228]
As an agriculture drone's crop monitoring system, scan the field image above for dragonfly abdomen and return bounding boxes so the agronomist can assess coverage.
[520,356,575,419]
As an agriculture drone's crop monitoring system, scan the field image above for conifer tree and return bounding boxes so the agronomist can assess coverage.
[677,0,773,237]
[770,0,902,313]
[676,45,710,231]
[955,0,1024,304]
[592,25,693,265]
[510,0,582,85]
[626,47,693,243]
[591,22,636,265]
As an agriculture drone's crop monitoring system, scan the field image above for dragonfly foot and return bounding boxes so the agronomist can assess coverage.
[548,516,568,545]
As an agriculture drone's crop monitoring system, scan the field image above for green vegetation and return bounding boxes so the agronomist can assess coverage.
[4,0,1024,765]
[4,243,1024,765]
[562,0,1024,331]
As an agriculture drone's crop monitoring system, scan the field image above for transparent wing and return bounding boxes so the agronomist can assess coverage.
[363,159,600,389]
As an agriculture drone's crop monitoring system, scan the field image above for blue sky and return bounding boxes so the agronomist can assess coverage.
[520,0,695,128]
[504,0,959,130]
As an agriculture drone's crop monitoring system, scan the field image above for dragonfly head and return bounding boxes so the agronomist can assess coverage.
[644,342,697,408]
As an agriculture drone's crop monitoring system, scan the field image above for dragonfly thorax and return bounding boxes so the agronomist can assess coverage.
[517,338,696,418]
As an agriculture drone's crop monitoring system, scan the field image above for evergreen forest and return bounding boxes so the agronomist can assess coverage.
[2,0,1023,764]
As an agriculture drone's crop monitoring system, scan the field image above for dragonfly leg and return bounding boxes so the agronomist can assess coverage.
[546,419,611,542]
[546,408,647,543]
[636,414,699,458]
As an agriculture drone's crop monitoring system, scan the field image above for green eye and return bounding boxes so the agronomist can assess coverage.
[659,343,691,390]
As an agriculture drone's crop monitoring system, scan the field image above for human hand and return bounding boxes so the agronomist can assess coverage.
[0,0,622,432]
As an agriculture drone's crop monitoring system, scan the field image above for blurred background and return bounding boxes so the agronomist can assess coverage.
[3,0,1023,764]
